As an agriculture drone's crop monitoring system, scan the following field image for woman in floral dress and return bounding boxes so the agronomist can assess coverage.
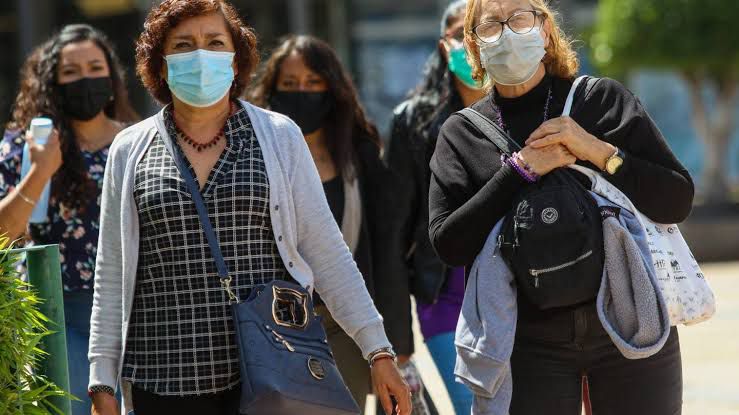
[0,24,137,415]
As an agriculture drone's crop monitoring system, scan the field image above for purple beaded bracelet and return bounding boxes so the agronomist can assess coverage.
[507,152,539,183]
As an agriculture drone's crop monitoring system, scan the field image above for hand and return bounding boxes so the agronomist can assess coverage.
[91,392,119,415]
[397,354,411,365]
[517,144,576,176]
[525,116,615,169]
[371,358,412,415]
[25,128,62,179]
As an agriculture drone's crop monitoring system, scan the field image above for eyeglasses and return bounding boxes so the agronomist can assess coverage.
[473,10,543,44]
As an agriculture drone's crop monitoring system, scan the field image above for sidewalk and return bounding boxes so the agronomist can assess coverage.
[369,261,739,414]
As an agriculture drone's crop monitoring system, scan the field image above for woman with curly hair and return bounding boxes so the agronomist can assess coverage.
[88,1,410,415]
[0,23,137,415]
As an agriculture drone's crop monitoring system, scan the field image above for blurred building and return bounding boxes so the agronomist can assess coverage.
[0,0,596,134]
[1,0,736,192]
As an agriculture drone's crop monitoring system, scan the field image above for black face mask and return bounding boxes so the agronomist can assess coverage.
[269,91,332,135]
[59,76,114,121]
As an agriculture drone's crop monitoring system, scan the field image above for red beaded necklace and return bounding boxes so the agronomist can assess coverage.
[175,125,225,153]
[172,102,235,152]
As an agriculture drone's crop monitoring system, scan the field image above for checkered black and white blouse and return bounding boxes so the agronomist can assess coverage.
[122,104,291,395]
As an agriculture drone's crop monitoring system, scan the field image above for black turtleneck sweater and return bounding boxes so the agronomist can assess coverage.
[428,75,695,268]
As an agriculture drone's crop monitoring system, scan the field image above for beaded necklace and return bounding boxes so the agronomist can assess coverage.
[489,86,553,138]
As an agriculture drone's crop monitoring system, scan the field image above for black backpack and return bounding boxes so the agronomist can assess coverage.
[458,107,604,310]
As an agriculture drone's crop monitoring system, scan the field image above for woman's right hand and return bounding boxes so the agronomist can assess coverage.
[91,392,119,415]
[517,143,576,176]
[25,128,62,179]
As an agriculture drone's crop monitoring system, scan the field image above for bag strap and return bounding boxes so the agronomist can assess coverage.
[562,75,588,117]
[457,107,521,156]
[154,111,239,303]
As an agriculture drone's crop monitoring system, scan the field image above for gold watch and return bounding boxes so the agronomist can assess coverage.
[604,147,624,175]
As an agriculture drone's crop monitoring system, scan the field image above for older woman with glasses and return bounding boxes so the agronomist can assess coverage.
[87,1,410,415]
[429,0,693,414]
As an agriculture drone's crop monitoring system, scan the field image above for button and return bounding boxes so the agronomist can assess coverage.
[278,235,283,242]
[275,204,280,211]
[289,261,294,268]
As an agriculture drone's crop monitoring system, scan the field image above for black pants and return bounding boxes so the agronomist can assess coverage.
[131,385,240,415]
[510,303,682,415]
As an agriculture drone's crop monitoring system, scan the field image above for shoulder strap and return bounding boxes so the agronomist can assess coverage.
[457,108,521,156]
[153,112,231,282]
[562,75,601,117]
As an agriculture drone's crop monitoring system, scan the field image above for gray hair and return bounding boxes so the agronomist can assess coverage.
[440,0,468,36]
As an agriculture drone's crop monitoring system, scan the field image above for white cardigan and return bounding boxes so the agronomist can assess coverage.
[88,101,390,404]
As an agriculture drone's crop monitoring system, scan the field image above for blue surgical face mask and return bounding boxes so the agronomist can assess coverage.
[165,49,235,107]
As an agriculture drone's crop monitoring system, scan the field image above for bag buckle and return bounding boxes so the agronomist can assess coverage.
[220,276,240,304]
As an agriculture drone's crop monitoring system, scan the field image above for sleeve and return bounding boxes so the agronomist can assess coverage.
[0,130,25,200]
[428,116,528,266]
[87,133,126,390]
[582,78,695,224]
[289,123,392,358]
[368,107,415,355]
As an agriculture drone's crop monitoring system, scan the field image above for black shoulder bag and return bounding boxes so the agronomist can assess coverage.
[457,76,605,309]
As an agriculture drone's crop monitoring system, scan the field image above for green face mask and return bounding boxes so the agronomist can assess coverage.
[448,47,480,89]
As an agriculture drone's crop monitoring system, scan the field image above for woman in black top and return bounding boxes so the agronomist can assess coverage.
[249,35,401,413]
[429,0,693,414]
[385,1,483,413]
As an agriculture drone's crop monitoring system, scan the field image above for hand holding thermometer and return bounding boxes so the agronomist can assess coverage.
[20,117,54,223]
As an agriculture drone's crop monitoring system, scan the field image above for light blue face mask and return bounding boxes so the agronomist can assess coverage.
[165,49,235,107]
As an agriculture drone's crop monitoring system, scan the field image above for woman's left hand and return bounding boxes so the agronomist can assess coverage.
[371,358,412,415]
[525,116,615,170]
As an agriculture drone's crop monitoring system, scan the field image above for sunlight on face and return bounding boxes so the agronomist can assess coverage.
[57,40,110,85]
[275,51,328,93]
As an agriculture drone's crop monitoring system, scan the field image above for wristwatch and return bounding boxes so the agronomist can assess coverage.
[88,384,115,398]
[604,147,625,175]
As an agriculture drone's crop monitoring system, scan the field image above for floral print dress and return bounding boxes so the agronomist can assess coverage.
[0,129,108,292]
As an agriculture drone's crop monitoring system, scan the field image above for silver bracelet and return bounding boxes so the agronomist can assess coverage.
[17,190,36,206]
[368,347,397,368]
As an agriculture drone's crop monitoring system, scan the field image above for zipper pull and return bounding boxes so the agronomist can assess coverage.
[534,276,540,288]
[271,330,295,352]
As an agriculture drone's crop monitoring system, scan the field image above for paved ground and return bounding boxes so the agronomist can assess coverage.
[368,261,739,414]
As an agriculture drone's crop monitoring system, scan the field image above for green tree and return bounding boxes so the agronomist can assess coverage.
[591,0,739,204]
[0,236,68,414]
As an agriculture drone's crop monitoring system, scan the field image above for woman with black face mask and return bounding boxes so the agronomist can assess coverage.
[249,35,414,413]
[0,24,137,415]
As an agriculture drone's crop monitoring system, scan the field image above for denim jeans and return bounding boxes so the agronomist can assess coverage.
[510,303,682,415]
[425,332,473,415]
[64,291,94,415]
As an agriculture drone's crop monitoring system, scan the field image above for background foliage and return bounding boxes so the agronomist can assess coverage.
[0,236,68,415]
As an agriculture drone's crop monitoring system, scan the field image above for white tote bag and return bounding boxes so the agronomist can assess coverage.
[569,165,716,326]
[562,76,716,326]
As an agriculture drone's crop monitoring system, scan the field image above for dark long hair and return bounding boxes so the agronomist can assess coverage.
[408,0,467,137]
[7,24,138,211]
[249,35,381,179]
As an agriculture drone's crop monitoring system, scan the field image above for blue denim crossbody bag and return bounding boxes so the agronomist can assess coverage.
[156,114,360,415]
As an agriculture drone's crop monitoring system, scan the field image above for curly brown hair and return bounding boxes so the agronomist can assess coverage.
[248,35,381,180]
[136,0,259,104]
[7,24,138,212]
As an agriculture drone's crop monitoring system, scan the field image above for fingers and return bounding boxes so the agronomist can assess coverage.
[528,133,565,148]
[393,382,412,415]
[23,131,35,146]
[526,117,565,143]
[377,384,394,415]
